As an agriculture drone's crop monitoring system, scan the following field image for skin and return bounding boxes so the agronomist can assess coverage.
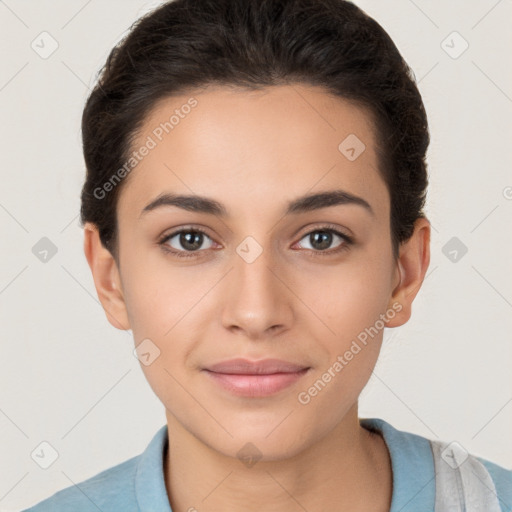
[84,84,430,512]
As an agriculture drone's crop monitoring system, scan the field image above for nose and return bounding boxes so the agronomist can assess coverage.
[220,240,294,340]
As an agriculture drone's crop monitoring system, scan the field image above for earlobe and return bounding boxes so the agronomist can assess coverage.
[83,222,131,331]
[386,217,431,328]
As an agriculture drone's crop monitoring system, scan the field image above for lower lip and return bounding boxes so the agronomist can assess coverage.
[203,368,310,397]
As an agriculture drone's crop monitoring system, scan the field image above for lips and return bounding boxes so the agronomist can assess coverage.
[204,358,310,375]
[202,358,311,397]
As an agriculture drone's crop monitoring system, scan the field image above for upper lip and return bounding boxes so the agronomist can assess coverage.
[204,358,310,375]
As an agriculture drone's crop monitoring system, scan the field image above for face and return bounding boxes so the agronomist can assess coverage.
[110,84,404,459]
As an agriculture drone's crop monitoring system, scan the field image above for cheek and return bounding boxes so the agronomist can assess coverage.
[124,272,199,410]
[123,279,171,339]
[299,247,393,397]
[122,261,215,387]
[295,263,389,423]
[313,256,394,340]
[121,247,198,337]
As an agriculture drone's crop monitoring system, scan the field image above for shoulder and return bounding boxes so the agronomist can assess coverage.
[361,417,512,512]
[21,424,170,512]
[429,435,512,512]
[476,455,512,511]
[20,455,140,512]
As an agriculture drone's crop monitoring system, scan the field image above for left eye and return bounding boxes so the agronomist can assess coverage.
[296,229,349,252]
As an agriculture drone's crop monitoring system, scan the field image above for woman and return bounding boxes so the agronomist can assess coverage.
[23,0,512,510]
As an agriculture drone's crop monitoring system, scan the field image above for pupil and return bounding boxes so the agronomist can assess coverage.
[311,231,332,250]
[181,231,202,250]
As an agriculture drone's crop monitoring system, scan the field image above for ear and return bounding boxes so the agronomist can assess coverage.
[385,217,431,327]
[83,222,131,331]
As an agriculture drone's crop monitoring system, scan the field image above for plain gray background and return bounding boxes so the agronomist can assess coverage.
[1,1,511,510]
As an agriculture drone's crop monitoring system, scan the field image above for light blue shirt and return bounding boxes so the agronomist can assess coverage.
[21,417,512,511]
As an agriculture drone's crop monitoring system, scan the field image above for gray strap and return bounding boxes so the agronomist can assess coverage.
[430,439,502,512]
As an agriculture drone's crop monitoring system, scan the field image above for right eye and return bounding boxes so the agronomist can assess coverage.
[159,228,216,258]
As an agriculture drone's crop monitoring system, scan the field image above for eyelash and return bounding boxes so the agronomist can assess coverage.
[157,224,354,259]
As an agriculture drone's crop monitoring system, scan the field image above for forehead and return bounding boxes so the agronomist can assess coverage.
[117,84,388,219]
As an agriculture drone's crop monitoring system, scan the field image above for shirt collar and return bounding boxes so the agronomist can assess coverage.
[135,424,173,512]
[360,417,436,511]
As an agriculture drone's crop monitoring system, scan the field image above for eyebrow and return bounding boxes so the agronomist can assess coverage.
[139,189,374,219]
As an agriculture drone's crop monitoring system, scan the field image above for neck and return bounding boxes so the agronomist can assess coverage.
[163,404,393,512]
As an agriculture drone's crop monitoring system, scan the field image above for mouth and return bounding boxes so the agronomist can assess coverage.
[202,358,311,397]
